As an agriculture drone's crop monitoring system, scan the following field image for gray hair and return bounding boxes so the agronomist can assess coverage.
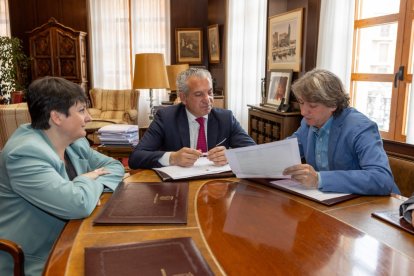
[176,67,212,94]
[291,68,350,116]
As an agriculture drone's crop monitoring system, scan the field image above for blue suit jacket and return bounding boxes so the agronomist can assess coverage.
[0,124,124,276]
[129,104,256,169]
[291,108,399,195]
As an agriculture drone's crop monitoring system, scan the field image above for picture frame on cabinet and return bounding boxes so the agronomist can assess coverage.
[267,8,303,72]
[176,28,203,64]
[265,69,293,108]
[207,24,220,63]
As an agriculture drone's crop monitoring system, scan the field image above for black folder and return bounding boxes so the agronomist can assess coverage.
[94,181,189,225]
[372,210,414,235]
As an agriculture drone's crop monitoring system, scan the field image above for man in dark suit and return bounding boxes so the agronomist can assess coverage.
[400,196,414,227]
[128,68,255,169]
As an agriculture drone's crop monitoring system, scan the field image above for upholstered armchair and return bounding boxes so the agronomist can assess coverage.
[88,88,140,124]
[0,103,31,150]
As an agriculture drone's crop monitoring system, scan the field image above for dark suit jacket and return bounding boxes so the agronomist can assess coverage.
[129,104,255,169]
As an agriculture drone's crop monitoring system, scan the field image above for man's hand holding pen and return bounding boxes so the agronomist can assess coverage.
[170,138,228,167]
[204,146,228,166]
[200,138,228,166]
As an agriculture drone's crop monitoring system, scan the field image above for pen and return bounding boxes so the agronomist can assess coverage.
[215,138,227,147]
[200,138,227,157]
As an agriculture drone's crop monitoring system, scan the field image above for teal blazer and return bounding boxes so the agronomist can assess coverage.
[0,124,124,276]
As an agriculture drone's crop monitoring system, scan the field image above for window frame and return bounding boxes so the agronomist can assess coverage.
[350,0,413,141]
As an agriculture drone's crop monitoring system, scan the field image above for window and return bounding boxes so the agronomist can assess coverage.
[0,0,10,36]
[88,0,170,127]
[350,0,414,141]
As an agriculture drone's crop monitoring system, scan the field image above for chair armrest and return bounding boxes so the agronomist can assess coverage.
[87,108,102,119]
[123,109,138,124]
[0,239,24,276]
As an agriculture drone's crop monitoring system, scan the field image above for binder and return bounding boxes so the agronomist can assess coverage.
[94,181,188,225]
[154,169,235,182]
[84,237,214,276]
[247,178,359,206]
[372,210,414,235]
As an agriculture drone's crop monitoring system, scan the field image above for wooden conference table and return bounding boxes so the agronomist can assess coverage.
[44,170,414,275]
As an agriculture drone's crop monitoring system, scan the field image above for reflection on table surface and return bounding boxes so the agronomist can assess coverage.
[44,171,414,276]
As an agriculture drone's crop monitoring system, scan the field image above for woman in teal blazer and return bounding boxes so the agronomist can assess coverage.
[0,77,124,276]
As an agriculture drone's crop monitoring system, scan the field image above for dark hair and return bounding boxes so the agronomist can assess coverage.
[291,68,350,116]
[27,77,87,129]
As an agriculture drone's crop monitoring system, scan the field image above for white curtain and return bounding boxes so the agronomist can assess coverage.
[88,0,170,127]
[88,0,131,89]
[316,0,355,92]
[226,0,267,131]
[0,0,10,36]
[131,0,171,127]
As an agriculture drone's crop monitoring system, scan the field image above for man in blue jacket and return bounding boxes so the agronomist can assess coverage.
[129,68,255,169]
[283,69,399,195]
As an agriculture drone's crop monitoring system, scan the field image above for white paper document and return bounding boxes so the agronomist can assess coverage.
[98,124,138,134]
[225,138,301,178]
[153,157,231,180]
[269,179,351,201]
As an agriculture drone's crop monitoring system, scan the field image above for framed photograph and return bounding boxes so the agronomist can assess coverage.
[265,69,293,108]
[267,8,303,72]
[207,24,220,63]
[176,28,203,64]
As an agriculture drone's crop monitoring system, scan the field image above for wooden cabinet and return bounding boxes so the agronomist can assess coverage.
[28,18,88,91]
[213,95,224,109]
[248,104,302,144]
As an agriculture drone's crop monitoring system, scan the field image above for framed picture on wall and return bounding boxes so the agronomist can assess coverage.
[176,28,203,64]
[267,8,303,72]
[207,24,220,63]
[265,69,293,108]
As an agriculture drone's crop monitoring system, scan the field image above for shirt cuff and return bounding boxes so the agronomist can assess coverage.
[158,152,171,166]
[317,172,322,188]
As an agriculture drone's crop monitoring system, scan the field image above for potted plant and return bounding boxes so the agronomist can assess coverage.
[0,36,30,104]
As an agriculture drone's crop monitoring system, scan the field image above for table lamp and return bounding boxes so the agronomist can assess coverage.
[166,64,189,103]
[133,53,169,121]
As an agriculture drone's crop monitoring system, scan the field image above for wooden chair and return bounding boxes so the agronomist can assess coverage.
[0,239,25,276]
[383,139,414,197]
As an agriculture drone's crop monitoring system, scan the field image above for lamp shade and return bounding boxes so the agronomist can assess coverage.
[133,53,169,89]
[166,64,189,91]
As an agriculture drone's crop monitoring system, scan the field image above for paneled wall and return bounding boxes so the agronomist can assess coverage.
[8,0,321,100]
[268,0,321,75]
[8,0,88,55]
[8,0,88,87]
[170,0,208,66]
[207,0,226,99]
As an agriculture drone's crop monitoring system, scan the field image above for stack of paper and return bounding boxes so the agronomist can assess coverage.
[98,124,139,146]
[225,138,302,178]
